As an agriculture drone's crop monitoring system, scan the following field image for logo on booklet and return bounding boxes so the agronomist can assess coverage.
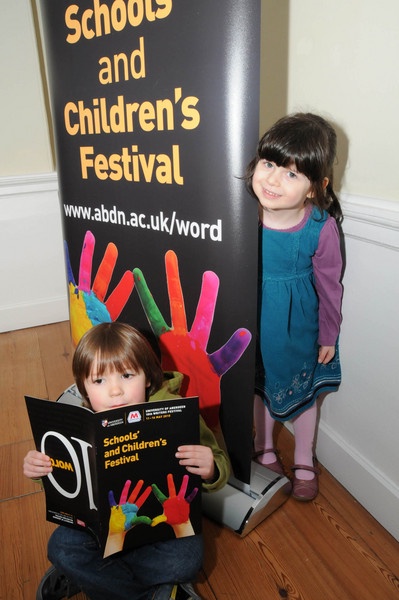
[128,410,142,423]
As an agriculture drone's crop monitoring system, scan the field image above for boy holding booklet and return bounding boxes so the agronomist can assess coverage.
[24,322,230,600]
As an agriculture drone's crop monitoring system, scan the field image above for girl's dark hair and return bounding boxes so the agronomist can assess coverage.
[72,322,164,407]
[244,112,342,222]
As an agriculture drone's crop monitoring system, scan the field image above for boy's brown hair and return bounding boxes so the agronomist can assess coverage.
[72,322,164,407]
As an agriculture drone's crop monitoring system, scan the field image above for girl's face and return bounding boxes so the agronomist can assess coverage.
[252,159,312,215]
[84,356,150,412]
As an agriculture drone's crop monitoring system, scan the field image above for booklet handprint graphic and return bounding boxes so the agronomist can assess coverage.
[104,474,198,557]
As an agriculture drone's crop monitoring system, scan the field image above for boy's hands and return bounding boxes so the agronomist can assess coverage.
[23,450,52,479]
[175,445,215,482]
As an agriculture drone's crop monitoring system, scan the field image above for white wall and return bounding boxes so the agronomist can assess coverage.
[1,0,399,540]
[261,0,399,202]
[1,0,53,176]
[286,0,399,202]
[0,174,68,332]
[0,0,64,331]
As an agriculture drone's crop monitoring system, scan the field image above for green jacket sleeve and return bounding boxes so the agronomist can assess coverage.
[199,416,230,493]
[150,371,230,493]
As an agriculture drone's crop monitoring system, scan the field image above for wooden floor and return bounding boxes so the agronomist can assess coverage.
[1,321,399,600]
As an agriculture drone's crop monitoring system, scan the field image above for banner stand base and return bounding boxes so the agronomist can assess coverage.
[202,460,292,536]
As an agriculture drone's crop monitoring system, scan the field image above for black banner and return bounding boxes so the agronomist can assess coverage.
[38,0,260,483]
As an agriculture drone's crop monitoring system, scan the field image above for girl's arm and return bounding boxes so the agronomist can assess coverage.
[312,217,343,347]
[318,345,336,364]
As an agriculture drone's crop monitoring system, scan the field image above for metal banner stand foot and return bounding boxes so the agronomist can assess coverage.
[202,460,291,536]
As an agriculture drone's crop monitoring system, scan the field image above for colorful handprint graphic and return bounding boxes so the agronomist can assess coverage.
[108,479,152,533]
[133,250,252,428]
[151,473,198,537]
[104,479,152,557]
[65,230,134,346]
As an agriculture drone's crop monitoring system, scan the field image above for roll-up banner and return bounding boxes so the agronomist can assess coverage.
[38,0,260,484]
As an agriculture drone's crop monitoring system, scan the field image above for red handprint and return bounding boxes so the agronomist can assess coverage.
[151,474,198,537]
[133,250,251,428]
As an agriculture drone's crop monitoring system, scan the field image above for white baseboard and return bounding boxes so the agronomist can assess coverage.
[0,297,69,333]
[341,192,399,249]
[317,422,399,541]
[285,416,399,542]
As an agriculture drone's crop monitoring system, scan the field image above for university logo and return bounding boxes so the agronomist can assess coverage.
[128,410,141,423]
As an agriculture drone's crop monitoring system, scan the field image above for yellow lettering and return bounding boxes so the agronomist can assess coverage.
[80,146,95,179]
[156,0,173,20]
[98,57,113,85]
[181,96,200,130]
[65,0,173,44]
[127,0,144,26]
[65,5,81,44]
[94,0,111,37]
[138,101,156,131]
[156,154,172,184]
[81,9,95,40]
[111,0,127,31]
[64,102,79,135]
[109,154,123,181]
[140,153,156,181]
[99,38,146,85]
[78,144,183,184]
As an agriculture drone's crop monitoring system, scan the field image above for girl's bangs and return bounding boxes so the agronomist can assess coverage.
[260,140,301,168]
[259,139,314,179]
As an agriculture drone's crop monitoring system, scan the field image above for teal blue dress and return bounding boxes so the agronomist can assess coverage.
[256,206,342,422]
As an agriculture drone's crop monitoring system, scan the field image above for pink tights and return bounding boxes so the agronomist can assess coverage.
[254,395,318,480]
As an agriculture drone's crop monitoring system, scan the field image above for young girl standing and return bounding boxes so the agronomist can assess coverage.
[245,113,343,501]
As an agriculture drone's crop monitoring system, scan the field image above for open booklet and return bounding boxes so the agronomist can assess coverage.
[25,388,201,557]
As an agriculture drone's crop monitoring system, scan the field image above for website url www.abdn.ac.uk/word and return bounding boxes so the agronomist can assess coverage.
[63,203,222,242]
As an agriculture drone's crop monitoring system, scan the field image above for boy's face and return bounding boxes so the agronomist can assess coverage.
[84,358,150,412]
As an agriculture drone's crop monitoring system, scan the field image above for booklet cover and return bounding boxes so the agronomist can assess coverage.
[25,393,201,557]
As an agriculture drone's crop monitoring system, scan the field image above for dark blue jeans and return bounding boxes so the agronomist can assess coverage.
[48,526,203,600]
